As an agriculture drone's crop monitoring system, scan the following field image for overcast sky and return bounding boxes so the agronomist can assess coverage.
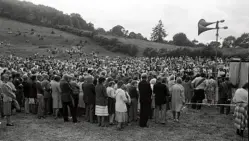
[22,0,249,43]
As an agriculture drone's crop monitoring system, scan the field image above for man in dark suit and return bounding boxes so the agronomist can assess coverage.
[153,77,170,124]
[60,74,78,123]
[82,75,96,123]
[138,73,152,127]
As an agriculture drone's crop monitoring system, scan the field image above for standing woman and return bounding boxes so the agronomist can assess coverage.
[51,75,62,119]
[1,74,16,126]
[182,76,193,104]
[95,77,109,127]
[107,81,116,125]
[115,81,129,130]
[205,76,216,105]
[232,82,248,137]
[171,77,185,122]
[150,78,156,120]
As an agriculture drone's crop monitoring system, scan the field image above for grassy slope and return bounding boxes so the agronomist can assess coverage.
[0,107,247,141]
[0,18,126,58]
[100,35,248,57]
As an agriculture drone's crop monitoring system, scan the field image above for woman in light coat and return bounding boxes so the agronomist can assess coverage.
[1,74,16,126]
[51,75,62,119]
[171,77,185,122]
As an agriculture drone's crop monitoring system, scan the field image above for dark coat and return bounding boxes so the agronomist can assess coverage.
[82,83,96,105]
[219,81,236,99]
[95,84,108,106]
[36,81,44,95]
[23,81,31,98]
[129,86,138,99]
[153,82,170,105]
[138,80,152,103]
[41,79,51,98]
[29,81,37,99]
[60,79,73,102]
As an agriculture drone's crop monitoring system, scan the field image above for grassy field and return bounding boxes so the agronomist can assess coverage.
[0,107,247,141]
[0,18,125,58]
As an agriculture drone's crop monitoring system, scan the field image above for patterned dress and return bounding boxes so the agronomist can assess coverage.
[205,79,216,103]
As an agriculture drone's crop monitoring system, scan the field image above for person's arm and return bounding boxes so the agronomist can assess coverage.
[122,91,128,103]
[181,86,185,104]
[103,86,108,97]
[111,88,116,98]
[2,84,16,99]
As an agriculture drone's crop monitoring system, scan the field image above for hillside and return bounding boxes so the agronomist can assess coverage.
[0,18,126,58]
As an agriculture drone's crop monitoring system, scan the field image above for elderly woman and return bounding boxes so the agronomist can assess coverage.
[1,74,16,126]
[171,77,185,122]
[95,77,108,127]
[232,82,248,137]
[51,75,62,119]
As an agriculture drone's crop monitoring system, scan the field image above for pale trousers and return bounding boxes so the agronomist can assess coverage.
[155,104,166,124]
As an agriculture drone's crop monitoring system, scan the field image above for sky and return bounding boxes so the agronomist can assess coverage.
[21,0,249,43]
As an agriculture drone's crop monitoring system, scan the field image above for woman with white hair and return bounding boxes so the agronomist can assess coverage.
[171,77,185,122]
[1,74,16,126]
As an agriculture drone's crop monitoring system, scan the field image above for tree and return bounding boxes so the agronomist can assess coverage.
[129,32,136,38]
[173,32,192,46]
[192,39,198,46]
[222,36,236,48]
[111,25,125,36]
[234,33,249,48]
[150,20,167,42]
[208,41,221,47]
[96,28,106,34]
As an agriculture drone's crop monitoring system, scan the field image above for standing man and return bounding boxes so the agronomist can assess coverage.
[138,73,152,127]
[219,77,237,115]
[41,74,52,115]
[60,74,78,123]
[191,73,207,110]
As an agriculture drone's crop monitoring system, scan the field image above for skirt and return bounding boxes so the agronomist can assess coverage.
[95,105,108,116]
[108,97,115,114]
[115,111,128,123]
[3,101,12,116]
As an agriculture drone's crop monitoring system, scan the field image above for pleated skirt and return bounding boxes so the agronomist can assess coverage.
[95,105,108,116]
[115,111,128,123]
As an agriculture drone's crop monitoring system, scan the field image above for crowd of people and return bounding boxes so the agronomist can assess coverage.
[0,54,247,136]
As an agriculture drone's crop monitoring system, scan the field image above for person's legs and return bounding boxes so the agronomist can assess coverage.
[225,99,231,115]
[101,116,105,127]
[89,104,94,123]
[139,103,145,127]
[161,104,166,124]
[172,111,176,121]
[191,91,197,109]
[24,98,29,114]
[69,101,77,123]
[154,105,159,123]
[62,102,69,122]
[97,116,101,126]
[85,104,89,121]
[219,98,225,114]
[129,100,134,122]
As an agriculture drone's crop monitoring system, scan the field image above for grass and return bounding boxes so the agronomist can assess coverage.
[0,18,126,58]
[0,107,247,141]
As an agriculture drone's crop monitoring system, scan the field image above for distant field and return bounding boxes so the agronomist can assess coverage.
[0,18,126,58]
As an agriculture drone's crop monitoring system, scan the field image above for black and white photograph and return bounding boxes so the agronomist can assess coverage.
[0,0,248,140]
